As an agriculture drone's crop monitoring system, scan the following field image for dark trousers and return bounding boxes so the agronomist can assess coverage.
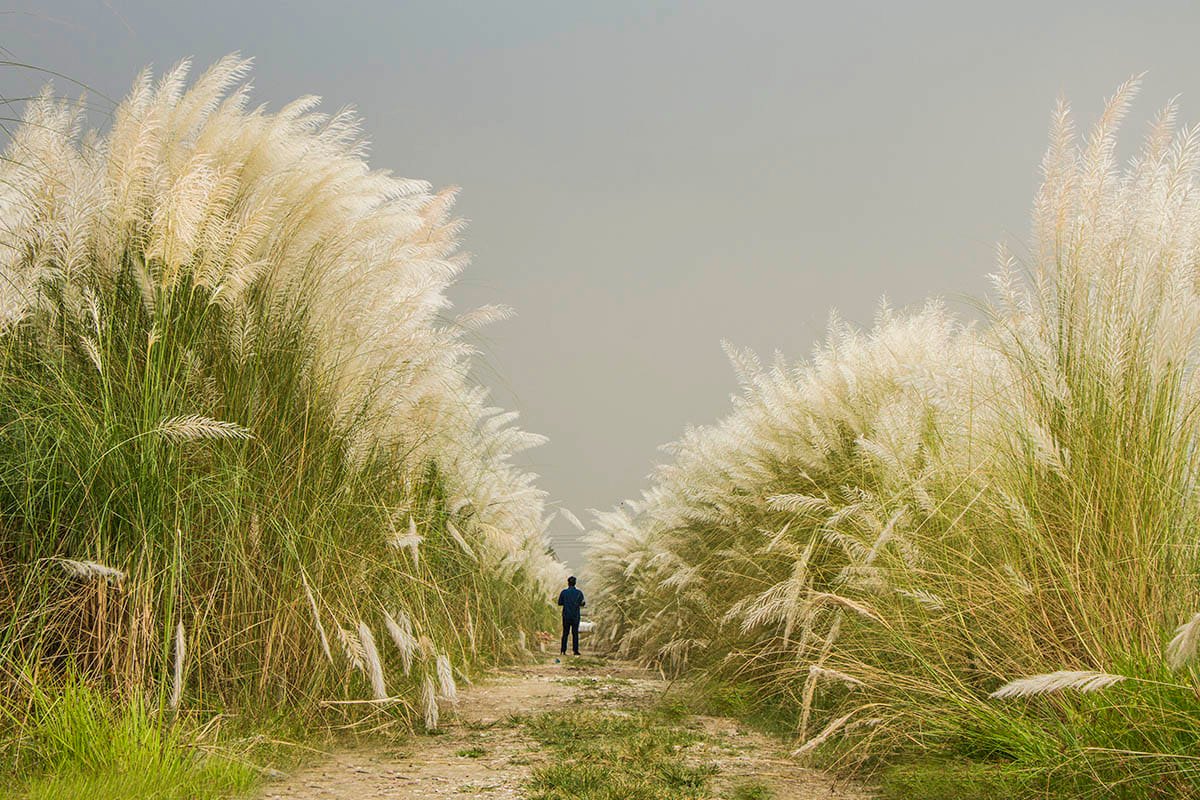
[561,616,580,654]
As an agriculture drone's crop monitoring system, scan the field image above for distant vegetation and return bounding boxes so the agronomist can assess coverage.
[0,56,560,794]
[588,79,1200,797]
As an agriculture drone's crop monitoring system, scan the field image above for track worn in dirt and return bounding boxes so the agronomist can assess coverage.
[258,658,871,799]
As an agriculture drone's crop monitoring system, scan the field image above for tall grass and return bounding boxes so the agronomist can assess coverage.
[0,54,562,781]
[588,79,1200,796]
[9,680,258,799]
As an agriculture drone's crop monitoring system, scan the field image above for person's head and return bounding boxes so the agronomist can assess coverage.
[567,576,576,587]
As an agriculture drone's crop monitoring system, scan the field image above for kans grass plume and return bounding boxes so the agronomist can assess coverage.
[170,621,185,710]
[358,621,387,701]
[155,414,252,444]
[55,559,126,583]
[988,670,1128,699]
[384,609,418,676]
[420,677,439,730]
[436,653,457,702]
[1167,612,1200,670]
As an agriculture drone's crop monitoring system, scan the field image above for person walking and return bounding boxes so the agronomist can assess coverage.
[557,576,585,656]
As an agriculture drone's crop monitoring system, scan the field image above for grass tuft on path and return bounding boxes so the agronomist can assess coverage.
[521,709,717,800]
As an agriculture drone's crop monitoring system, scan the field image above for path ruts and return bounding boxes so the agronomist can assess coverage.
[259,658,872,799]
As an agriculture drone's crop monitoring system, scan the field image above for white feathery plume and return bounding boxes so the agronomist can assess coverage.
[768,494,829,514]
[808,665,865,689]
[722,339,762,385]
[82,288,103,335]
[357,621,387,700]
[420,676,439,730]
[559,507,586,532]
[389,515,422,568]
[383,608,417,675]
[989,670,1128,699]
[1002,564,1034,596]
[170,621,185,709]
[156,414,251,443]
[418,634,438,662]
[57,558,125,583]
[793,710,858,755]
[895,588,945,611]
[79,336,103,374]
[809,592,882,623]
[454,304,514,332]
[445,520,476,560]
[337,626,366,671]
[1167,612,1200,670]
[436,653,457,702]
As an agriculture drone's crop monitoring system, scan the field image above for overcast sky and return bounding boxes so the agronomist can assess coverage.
[4,1,1195,568]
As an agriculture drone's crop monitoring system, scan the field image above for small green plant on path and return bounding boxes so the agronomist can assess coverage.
[455,745,488,758]
[520,709,717,800]
[728,783,775,800]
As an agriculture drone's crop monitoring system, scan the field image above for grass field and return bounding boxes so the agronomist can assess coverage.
[0,57,561,796]
[8,53,1200,800]
[587,79,1200,797]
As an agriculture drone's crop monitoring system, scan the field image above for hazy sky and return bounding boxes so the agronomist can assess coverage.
[5,1,1196,567]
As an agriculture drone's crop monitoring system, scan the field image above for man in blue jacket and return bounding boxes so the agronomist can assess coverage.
[557,576,586,656]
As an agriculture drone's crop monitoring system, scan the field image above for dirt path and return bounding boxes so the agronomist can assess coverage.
[259,657,871,799]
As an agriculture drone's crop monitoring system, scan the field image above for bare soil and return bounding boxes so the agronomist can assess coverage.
[258,658,872,799]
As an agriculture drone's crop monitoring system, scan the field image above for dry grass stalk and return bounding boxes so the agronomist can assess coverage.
[169,621,185,709]
[300,573,333,664]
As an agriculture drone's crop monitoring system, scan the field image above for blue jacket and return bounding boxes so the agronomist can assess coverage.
[557,586,586,619]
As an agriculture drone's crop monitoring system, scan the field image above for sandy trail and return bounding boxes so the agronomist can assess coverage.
[258,658,871,799]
